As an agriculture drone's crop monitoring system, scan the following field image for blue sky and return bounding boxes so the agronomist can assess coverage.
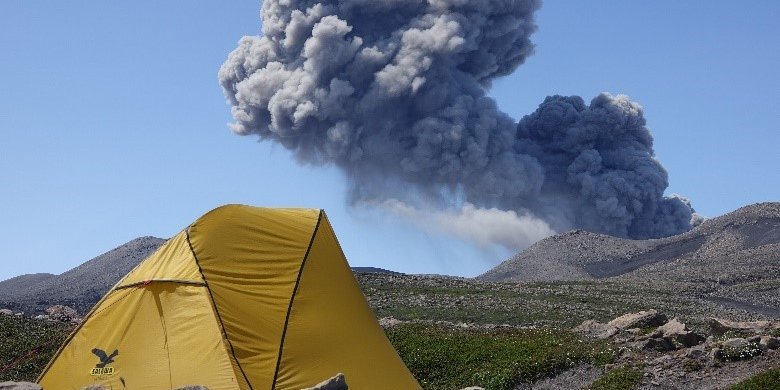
[1,1,778,281]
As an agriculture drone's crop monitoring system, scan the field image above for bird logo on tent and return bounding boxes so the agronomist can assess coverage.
[91,348,118,368]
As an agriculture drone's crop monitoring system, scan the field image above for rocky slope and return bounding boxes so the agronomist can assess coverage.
[0,273,56,299]
[0,236,166,314]
[479,202,780,283]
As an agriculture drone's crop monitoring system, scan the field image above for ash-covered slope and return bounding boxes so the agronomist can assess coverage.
[479,202,780,283]
[0,273,56,299]
[0,236,166,314]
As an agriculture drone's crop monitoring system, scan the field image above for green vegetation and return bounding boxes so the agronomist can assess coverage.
[729,368,780,390]
[588,367,642,390]
[681,358,703,373]
[386,323,615,390]
[715,342,763,362]
[0,315,72,382]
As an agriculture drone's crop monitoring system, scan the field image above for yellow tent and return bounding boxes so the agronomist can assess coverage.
[38,205,420,390]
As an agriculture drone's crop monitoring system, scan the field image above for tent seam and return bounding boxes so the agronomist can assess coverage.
[186,227,254,390]
[271,210,323,390]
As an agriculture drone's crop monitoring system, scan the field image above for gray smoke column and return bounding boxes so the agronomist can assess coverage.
[219,0,698,247]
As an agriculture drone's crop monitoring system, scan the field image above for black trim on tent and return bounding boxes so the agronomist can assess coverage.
[271,210,323,390]
[185,227,254,390]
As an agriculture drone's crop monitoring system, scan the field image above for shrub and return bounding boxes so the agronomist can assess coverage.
[0,315,72,381]
[729,367,780,390]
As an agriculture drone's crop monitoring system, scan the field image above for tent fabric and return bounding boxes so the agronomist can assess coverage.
[38,205,420,390]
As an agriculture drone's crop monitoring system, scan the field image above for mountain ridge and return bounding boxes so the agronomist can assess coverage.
[479,202,780,282]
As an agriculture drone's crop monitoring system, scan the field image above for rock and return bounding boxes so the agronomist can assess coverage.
[656,319,705,348]
[302,373,348,390]
[460,388,485,390]
[708,318,780,336]
[658,318,686,334]
[626,327,643,335]
[608,310,668,329]
[0,309,12,316]
[722,338,749,350]
[574,320,619,339]
[709,347,723,360]
[642,337,676,352]
[674,332,705,348]
[686,347,707,359]
[0,382,42,390]
[45,305,80,323]
[759,336,779,350]
[175,387,209,390]
[378,316,403,328]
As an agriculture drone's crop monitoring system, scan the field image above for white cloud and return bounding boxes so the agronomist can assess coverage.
[369,199,555,252]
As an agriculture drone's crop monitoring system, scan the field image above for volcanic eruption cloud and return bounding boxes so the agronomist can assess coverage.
[219,0,700,251]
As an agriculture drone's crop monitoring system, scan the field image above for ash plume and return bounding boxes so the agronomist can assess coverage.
[219,0,699,249]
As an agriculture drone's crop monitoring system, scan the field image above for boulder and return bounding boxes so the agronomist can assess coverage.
[0,309,13,316]
[657,318,704,348]
[608,310,667,329]
[0,382,42,390]
[45,305,80,323]
[657,318,686,335]
[574,320,619,339]
[642,337,675,352]
[708,318,780,336]
[175,387,210,390]
[302,373,348,390]
[722,338,749,350]
[759,336,779,350]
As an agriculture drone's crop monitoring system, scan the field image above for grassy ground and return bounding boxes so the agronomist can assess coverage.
[730,367,780,390]
[386,323,615,390]
[588,367,642,390]
[357,272,779,335]
[0,315,72,382]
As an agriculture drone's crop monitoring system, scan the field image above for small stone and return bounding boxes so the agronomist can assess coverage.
[686,347,707,360]
[302,373,348,390]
